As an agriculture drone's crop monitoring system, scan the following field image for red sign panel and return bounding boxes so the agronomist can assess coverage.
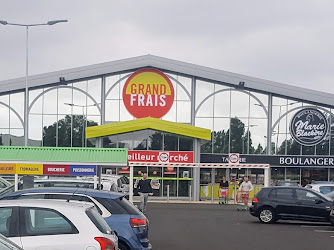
[43,165,70,175]
[128,150,194,163]
[122,68,175,119]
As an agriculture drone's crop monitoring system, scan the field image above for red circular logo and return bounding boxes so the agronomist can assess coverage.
[123,68,174,119]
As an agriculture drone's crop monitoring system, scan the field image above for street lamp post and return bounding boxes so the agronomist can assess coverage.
[1,19,67,192]
[0,19,68,146]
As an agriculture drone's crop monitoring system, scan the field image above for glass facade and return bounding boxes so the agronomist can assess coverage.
[1,63,334,198]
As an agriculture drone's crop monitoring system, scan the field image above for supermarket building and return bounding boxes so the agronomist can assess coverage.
[1,55,334,201]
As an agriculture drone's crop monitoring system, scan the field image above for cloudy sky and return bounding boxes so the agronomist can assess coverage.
[1,0,334,93]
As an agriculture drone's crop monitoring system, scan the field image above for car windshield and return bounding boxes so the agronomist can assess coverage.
[0,185,14,197]
[120,177,129,185]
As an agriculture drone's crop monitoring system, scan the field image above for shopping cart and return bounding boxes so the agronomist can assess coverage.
[218,187,229,204]
[236,191,250,211]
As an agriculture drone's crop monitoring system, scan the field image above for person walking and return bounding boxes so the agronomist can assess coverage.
[138,173,153,215]
[238,176,253,210]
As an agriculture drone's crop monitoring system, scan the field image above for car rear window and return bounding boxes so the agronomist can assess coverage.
[95,197,141,215]
[86,207,112,234]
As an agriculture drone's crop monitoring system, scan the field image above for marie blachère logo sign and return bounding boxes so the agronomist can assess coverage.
[122,68,174,119]
[290,108,329,146]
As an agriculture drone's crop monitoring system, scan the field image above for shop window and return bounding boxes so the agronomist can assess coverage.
[271,167,285,184]
[133,131,148,150]
[179,136,193,151]
[286,167,300,181]
[164,133,178,151]
[148,131,163,150]
[118,133,133,149]
[103,135,118,148]
[178,167,192,197]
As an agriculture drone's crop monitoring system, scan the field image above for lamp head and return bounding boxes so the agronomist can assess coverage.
[47,20,68,25]
[0,20,8,25]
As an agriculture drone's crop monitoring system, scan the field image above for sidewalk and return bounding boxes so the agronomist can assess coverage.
[133,198,248,205]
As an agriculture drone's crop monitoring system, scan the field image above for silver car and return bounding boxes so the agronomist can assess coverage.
[0,199,118,249]
[0,233,22,250]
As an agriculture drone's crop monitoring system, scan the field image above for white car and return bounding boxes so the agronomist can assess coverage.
[0,233,22,250]
[0,199,118,250]
[305,182,334,195]
[97,175,130,193]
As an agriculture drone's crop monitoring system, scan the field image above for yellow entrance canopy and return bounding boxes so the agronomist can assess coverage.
[86,117,211,141]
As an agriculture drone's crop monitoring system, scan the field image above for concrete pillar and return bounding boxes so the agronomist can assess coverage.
[264,168,271,187]
[129,165,134,204]
[193,138,201,201]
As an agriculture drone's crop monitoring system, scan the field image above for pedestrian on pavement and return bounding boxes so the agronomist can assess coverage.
[138,173,153,215]
[239,176,253,209]
[219,176,229,204]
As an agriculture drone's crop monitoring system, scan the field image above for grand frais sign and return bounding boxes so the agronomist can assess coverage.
[290,108,329,146]
[123,68,174,119]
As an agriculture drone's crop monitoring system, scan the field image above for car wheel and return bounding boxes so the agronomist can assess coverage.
[118,241,129,250]
[258,207,276,224]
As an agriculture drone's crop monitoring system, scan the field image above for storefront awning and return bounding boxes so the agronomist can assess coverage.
[0,146,128,166]
[86,117,211,141]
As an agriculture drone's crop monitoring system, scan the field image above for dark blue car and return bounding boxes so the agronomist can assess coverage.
[0,187,151,250]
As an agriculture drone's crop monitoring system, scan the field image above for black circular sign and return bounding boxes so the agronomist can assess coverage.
[290,108,328,146]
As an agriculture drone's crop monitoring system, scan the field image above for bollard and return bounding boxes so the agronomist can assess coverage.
[211,184,214,203]
[189,185,192,203]
[234,183,237,204]
[167,185,170,203]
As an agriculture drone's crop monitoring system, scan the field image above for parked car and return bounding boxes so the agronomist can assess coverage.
[0,187,151,250]
[305,182,334,195]
[91,174,130,193]
[274,180,300,187]
[0,199,118,250]
[0,233,22,250]
[249,187,334,224]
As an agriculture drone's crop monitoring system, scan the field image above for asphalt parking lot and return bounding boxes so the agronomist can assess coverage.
[143,203,334,250]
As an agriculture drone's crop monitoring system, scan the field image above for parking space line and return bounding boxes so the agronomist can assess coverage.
[301,225,331,228]
[314,230,334,233]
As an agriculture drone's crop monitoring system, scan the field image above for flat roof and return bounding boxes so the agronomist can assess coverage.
[1,54,333,107]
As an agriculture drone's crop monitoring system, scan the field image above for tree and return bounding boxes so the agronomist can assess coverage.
[201,117,257,154]
[43,115,98,147]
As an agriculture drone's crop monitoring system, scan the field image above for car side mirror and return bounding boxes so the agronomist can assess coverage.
[315,199,324,204]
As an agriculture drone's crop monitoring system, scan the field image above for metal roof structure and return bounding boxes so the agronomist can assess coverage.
[1,55,333,107]
[0,146,128,166]
[86,117,211,141]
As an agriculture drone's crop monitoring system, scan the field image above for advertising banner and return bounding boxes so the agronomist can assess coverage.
[128,150,194,163]
[43,165,70,175]
[70,165,97,176]
[16,164,43,175]
[0,164,16,174]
